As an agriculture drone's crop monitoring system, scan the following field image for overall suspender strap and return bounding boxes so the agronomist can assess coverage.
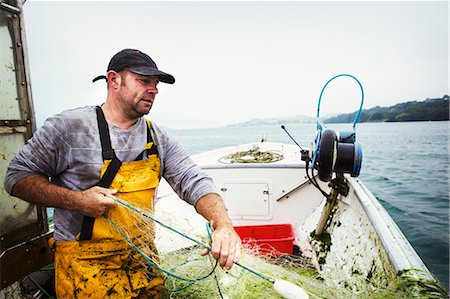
[95,107,123,188]
[134,120,159,161]
[78,106,123,241]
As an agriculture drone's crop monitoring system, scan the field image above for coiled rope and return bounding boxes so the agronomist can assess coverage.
[219,146,284,164]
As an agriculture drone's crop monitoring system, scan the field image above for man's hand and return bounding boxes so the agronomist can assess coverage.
[195,193,242,270]
[75,186,118,217]
[202,224,242,270]
[11,175,117,217]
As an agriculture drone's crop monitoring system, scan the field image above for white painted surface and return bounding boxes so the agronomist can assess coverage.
[155,142,433,284]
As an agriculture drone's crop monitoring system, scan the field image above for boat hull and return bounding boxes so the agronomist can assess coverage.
[154,142,446,296]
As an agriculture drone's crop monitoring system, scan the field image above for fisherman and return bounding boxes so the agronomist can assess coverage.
[4,48,242,298]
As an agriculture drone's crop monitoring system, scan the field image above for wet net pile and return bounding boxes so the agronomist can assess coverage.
[103,199,346,298]
[104,199,430,298]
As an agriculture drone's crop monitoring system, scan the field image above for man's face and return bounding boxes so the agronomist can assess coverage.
[116,71,159,119]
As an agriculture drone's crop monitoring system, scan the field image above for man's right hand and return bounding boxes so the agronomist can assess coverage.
[75,186,118,217]
[11,175,117,218]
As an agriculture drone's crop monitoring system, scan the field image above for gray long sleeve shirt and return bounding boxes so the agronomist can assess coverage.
[4,106,216,241]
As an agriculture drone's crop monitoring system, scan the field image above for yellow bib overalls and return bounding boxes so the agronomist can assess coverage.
[53,107,164,298]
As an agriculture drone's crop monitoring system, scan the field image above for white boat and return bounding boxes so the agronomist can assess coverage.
[154,141,447,297]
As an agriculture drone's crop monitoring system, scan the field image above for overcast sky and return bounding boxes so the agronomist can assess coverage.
[23,1,448,129]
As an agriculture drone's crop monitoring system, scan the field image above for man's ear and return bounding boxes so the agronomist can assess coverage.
[106,71,121,88]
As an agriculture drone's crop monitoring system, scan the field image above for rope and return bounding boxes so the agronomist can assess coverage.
[219,146,284,164]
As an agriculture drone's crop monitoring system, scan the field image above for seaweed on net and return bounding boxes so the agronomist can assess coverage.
[103,202,347,299]
[105,201,436,299]
[160,246,333,299]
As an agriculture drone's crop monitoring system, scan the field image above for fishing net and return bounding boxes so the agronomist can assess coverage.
[103,198,437,298]
[102,198,349,299]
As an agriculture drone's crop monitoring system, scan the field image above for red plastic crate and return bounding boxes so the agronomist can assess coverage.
[234,224,295,257]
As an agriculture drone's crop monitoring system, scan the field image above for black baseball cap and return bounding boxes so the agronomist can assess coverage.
[93,48,175,84]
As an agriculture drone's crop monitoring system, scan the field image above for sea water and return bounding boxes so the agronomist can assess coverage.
[167,121,449,290]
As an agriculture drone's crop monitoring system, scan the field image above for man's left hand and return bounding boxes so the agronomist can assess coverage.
[202,224,242,270]
[195,193,242,270]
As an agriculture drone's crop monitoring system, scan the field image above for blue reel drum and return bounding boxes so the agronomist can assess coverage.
[312,74,364,182]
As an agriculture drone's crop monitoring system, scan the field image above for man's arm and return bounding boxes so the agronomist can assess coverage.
[154,127,241,268]
[195,193,241,270]
[11,174,117,217]
[5,110,116,218]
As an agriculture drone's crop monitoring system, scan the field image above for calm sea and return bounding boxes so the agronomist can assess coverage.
[167,121,449,289]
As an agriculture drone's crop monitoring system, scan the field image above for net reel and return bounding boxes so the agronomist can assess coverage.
[309,74,364,182]
[313,127,363,182]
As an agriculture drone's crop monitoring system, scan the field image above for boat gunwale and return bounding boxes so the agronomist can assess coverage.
[350,177,433,278]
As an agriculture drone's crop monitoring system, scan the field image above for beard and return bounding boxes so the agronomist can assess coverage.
[116,74,156,120]
[118,91,155,120]
[127,100,152,119]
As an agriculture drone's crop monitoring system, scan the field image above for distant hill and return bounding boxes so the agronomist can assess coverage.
[228,114,316,127]
[324,96,449,124]
[226,96,449,127]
